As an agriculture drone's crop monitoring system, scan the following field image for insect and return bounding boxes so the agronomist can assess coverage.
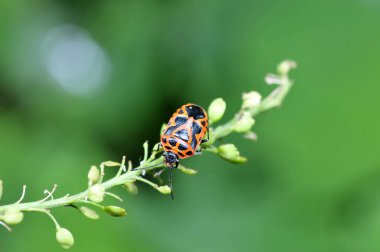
[161,103,209,166]
[159,103,209,199]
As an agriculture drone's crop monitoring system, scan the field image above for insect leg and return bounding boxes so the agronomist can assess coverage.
[174,161,179,168]
[195,148,203,155]
[153,167,165,178]
[169,167,174,200]
[201,126,209,143]
[154,143,162,152]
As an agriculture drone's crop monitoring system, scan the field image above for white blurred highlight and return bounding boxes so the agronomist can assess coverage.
[40,25,111,95]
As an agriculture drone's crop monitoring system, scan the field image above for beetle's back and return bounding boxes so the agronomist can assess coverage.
[161,104,208,159]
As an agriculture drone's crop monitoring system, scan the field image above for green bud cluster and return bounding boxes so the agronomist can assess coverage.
[233,112,255,133]
[217,144,247,164]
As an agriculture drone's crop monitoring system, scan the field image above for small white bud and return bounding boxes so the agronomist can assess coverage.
[56,228,74,249]
[3,207,24,225]
[104,206,127,217]
[277,60,297,75]
[265,74,283,85]
[217,144,247,164]
[244,131,258,141]
[123,182,138,195]
[242,91,261,110]
[208,98,226,124]
[88,184,105,203]
[157,185,171,195]
[102,161,121,167]
[233,112,255,133]
[87,166,100,185]
[78,206,99,220]
[178,166,198,175]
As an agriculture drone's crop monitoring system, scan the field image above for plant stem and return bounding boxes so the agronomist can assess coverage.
[213,73,293,139]
[0,157,165,213]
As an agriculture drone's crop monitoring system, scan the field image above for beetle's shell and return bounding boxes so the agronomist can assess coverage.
[161,103,208,159]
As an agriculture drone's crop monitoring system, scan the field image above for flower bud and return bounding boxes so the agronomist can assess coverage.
[78,206,99,220]
[3,207,24,225]
[88,184,105,203]
[160,123,167,137]
[87,166,100,185]
[277,60,297,75]
[233,112,255,133]
[102,161,121,167]
[242,91,261,110]
[178,166,197,175]
[244,131,258,141]
[217,144,247,163]
[265,74,282,85]
[208,98,226,124]
[104,206,127,217]
[123,182,138,195]
[157,185,171,195]
[0,180,3,201]
[56,228,74,249]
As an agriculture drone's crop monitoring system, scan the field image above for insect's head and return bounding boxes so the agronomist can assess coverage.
[163,151,179,167]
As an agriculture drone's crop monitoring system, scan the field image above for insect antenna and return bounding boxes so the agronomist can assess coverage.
[169,167,174,200]
[132,162,164,171]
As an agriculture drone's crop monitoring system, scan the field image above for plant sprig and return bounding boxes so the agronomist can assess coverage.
[0,60,296,249]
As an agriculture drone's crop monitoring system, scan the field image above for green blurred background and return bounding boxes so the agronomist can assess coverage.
[1,0,380,251]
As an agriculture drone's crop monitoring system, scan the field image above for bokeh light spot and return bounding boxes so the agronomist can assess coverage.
[40,24,111,96]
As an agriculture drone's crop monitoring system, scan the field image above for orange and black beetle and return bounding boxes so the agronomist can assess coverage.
[160,103,209,168]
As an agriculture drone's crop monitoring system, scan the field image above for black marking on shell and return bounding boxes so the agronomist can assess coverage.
[178,143,188,151]
[175,116,188,125]
[186,151,193,156]
[192,122,202,135]
[164,116,188,136]
[185,105,205,120]
[165,126,176,135]
[169,138,177,147]
[190,137,197,150]
[190,122,203,149]
[175,129,189,141]
[178,152,185,158]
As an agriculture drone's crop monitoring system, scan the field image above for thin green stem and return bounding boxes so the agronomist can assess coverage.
[79,200,105,210]
[25,208,61,229]
[0,221,12,232]
[134,176,159,189]
[0,156,165,213]
[250,76,293,116]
